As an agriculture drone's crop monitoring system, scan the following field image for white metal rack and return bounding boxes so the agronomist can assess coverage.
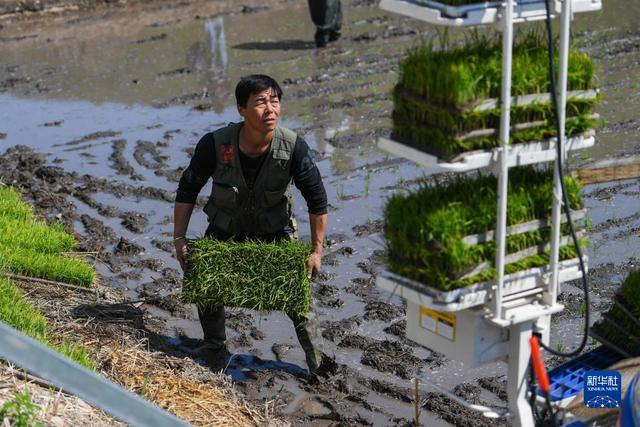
[375,1,601,425]
[379,0,601,26]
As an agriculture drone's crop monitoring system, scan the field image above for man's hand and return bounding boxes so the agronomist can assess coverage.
[174,237,188,271]
[307,251,322,279]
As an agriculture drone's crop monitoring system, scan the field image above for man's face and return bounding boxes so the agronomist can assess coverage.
[238,87,281,134]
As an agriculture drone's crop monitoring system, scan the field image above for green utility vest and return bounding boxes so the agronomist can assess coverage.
[204,122,296,235]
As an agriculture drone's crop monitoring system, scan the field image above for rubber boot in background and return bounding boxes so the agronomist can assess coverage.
[307,0,342,48]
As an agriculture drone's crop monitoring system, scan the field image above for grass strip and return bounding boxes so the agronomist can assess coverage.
[182,238,312,316]
[0,217,76,254]
[0,187,33,221]
[0,244,95,287]
[384,166,583,290]
[0,186,94,287]
[0,277,94,369]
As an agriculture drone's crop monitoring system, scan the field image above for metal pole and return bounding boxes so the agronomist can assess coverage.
[548,0,572,305]
[492,0,514,321]
[507,322,535,427]
[0,322,190,427]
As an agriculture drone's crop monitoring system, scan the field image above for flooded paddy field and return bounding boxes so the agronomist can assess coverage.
[1,0,639,425]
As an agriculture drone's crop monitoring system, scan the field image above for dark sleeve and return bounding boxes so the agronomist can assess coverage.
[291,136,328,215]
[175,133,216,203]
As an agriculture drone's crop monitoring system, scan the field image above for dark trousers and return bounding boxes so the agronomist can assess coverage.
[197,305,321,372]
[198,226,322,373]
[308,0,342,32]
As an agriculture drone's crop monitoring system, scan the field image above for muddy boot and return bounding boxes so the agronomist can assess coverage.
[290,314,324,376]
[194,344,231,372]
[196,304,229,371]
[197,304,226,347]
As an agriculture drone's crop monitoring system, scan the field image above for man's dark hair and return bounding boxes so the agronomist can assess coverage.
[235,74,283,107]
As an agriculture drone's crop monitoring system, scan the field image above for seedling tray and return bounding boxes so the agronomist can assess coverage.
[380,0,601,26]
[377,257,585,312]
[589,318,638,358]
[378,131,594,172]
[541,346,624,403]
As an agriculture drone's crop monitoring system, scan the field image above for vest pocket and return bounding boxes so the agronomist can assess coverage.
[263,189,286,208]
[212,182,239,209]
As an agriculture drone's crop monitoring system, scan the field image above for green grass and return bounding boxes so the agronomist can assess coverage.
[0,186,94,287]
[384,166,583,290]
[183,238,312,316]
[0,277,48,340]
[0,186,96,368]
[0,391,43,427]
[0,277,95,369]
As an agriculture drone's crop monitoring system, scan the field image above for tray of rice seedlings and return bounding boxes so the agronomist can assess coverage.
[590,317,640,358]
[381,166,586,304]
[588,271,640,357]
[182,238,312,317]
[617,270,640,316]
[380,0,601,26]
[388,32,600,163]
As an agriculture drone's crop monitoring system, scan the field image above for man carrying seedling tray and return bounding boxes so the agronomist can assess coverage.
[173,75,329,377]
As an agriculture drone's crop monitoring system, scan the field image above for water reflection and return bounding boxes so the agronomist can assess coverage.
[204,16,228,70]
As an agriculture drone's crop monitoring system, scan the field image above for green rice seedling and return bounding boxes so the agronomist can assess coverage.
[400,32,595,107]
[0,277,48,340]
[0,186,95,287]
[591,316,640,356]
[0,244,95,287]
[0,187,33,222]
[0,277,95,368]
[393,31,599,157]
[52,339,96,370]
[0,391,43,427]
[182,238,312,316]
[384,166,583,290]
[0,217,76,254]
[618,270,640,316]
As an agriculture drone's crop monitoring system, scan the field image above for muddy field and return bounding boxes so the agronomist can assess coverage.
[1,0,639,425]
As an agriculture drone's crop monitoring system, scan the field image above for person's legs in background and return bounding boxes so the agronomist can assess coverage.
[307,0,342,48]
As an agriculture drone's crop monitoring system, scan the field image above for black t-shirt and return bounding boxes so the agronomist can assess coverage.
[176,131,328,215]
[239,149,268,190]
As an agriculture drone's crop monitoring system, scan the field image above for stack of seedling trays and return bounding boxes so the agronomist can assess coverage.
[378,30,597,309]
[590,271,640,357]
[381,166,587,307]
[182,238,312,317]
[389,32,599,165]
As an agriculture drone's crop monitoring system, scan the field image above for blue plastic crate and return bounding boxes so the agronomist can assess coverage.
[542,346,624,401]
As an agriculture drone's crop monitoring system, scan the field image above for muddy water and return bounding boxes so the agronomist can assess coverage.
[1,0,639,425]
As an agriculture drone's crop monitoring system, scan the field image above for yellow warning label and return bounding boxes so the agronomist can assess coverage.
[419,307,456,342]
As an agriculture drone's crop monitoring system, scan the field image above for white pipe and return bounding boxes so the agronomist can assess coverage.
[493,0,514,320]
[507,322,535,427]
[548,0,572,305]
